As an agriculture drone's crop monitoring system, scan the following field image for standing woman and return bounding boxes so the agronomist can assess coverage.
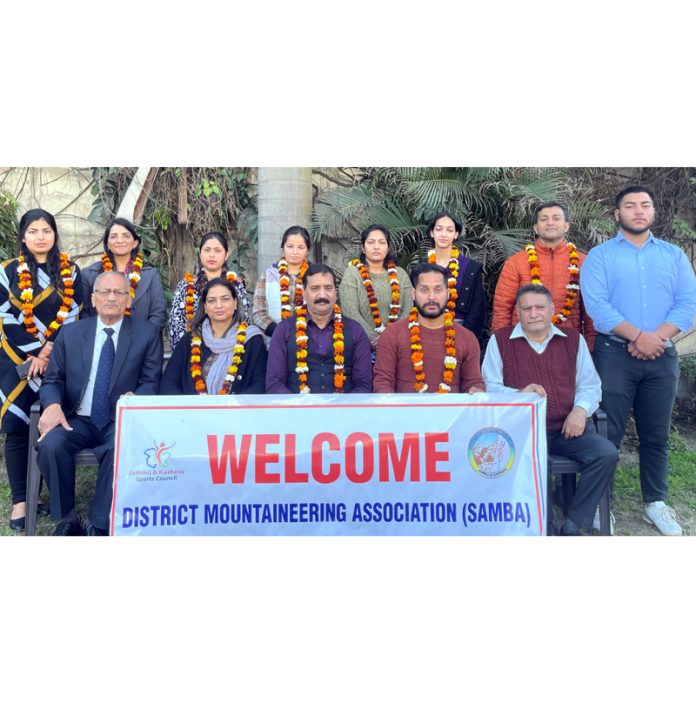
[0,208,83,529]
[425,211,487,340]
[161,277,267,395]
[168,231,251,349]
[339,224,413,354]
[252,225,311,344]
[82,217,167,333]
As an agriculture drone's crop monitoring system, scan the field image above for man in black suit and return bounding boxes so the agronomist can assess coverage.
[37,271,162,535]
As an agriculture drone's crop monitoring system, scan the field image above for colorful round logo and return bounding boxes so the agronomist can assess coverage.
[468,427,516,479]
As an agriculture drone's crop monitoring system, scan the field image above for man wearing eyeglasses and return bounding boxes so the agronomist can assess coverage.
[36,271,163,536]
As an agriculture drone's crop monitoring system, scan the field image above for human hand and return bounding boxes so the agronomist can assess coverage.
[521,383,546,398]
[27,354,48,379]
[561,406,587,439]
[632,331,664,360]
[38,341,53,360]
[38,403,72,442]
[467,385,486,394]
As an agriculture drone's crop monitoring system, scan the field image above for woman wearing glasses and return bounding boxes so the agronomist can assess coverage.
[0,208,83,530]
[161,277,267,395]
[82,217,167,333]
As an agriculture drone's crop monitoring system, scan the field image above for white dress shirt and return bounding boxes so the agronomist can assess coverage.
[482,322,601,416]
[77,318,123,416]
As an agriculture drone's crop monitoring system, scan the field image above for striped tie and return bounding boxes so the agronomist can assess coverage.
[91,328,115,430]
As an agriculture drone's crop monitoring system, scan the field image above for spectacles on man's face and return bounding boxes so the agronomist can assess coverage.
[93,288,130,298]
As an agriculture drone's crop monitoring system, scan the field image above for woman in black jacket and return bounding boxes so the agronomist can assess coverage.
[160,277,267,395]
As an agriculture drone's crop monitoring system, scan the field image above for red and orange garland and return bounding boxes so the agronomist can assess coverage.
[525,242,580,324]
[183,270,241,331]
[278,258,308,319]
[18,253,75,339]
[349,258,401,333]
[427,247,460,314]
[190,322,248,395]
[408,307,457,393]
[294,304,345,393]
[101,252,143,316]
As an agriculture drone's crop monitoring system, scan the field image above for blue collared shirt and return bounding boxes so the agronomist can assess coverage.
[580,230,696,334]
[482,323,601,416]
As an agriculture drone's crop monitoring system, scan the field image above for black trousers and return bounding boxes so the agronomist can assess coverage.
[37,415,115,530]
[5,428,29,504]
[592,334,679,503]
[548,424,618,530]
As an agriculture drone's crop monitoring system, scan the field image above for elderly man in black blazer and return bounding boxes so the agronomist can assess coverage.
[37,271,162,535]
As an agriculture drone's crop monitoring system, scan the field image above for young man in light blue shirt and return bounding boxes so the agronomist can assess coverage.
[581,185,696,535]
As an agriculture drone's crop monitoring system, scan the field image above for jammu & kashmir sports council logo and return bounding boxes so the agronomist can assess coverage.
[468,427,516,479]
[143,441,176,469]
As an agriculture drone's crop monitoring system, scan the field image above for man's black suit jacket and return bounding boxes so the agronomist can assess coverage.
[40,315,163,420]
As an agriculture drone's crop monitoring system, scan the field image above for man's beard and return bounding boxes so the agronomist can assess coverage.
[618,214,653,237]
[415,300,447,319]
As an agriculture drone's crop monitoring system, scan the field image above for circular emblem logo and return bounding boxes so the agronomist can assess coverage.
[468,427,516,479]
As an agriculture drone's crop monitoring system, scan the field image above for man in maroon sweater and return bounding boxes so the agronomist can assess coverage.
[482,284,617,536]
[373,263,484,394]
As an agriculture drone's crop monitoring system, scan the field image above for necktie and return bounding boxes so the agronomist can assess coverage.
[91,328,115,430]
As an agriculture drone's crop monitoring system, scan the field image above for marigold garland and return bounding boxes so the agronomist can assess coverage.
[408,306,457,393]
[183,270,242,331]
[427,247,460,314]
[278,258,308,319]
[349,258,401,333]
[101,252,143,316]
[525,242,580,324]
[294,304,345,393]
[18,253,75,339]
[190,322,248,395]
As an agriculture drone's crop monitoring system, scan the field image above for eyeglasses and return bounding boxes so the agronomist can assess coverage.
[93,289,130,297]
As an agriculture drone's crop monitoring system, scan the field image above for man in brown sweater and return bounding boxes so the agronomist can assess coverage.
[482,284,617,535]
[373,263,484,394]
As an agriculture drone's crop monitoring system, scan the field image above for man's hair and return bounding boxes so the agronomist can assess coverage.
[93,270,129,290]
[533,201,569,223]
[614,185,656,209]
[515,283,553,305]
[303,262,336,287]
[410,262,449,288]
[425,211,463,237]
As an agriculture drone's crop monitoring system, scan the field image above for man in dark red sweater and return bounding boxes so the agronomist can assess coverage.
[373,263,484,394]
[482,284,617,536]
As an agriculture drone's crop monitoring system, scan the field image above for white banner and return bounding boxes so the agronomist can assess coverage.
[111,393,547,536]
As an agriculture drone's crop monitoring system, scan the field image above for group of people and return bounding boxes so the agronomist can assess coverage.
[2,184,694,537]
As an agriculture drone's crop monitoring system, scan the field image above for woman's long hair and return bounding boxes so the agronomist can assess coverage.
[18,209,65,291]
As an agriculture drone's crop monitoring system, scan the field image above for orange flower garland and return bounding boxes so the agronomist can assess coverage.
[408,307,457,393]
[183,270,241,331]
[525,242,580,324]
[427,247,460,314]
[190,322,248,395]
[17,253,75,339]
[101,252,143,317]
[278,258,308,319]
[349,258,401,333]
[294,304,345,393]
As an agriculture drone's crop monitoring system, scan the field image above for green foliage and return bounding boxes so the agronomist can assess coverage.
[0,190,19,260]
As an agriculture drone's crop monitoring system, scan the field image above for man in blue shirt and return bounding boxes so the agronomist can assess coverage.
[581,185,696,535]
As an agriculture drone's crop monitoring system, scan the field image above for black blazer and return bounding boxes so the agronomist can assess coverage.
[160,331,267,395]
[40,316,163,420]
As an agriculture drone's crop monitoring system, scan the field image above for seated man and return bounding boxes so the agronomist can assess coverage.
[37,271,163,535]
[265,263,372,393]
[373,262,484,393]
[482,284,618,535]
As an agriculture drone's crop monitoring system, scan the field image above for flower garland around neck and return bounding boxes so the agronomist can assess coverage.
[190,322,248,395]
[278,258,309,319]
[349,258,400,333]
[427,247,459,314]
[183,270,240,331]
[295,304,345,394]
[18,253,75,340]
[408,307,457,393]
[525,241,580,324]
[101,252,143,316]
